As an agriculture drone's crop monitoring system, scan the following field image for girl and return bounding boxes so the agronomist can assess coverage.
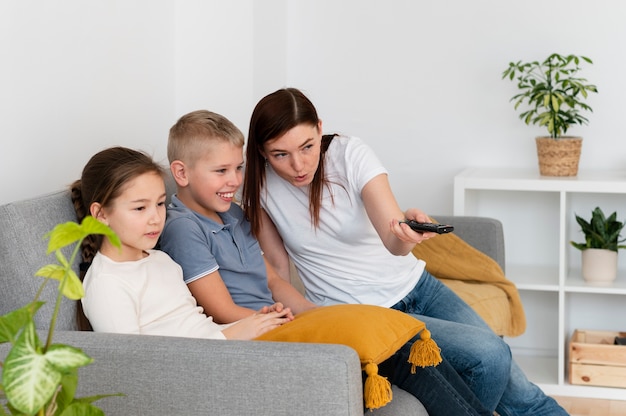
[241,88,568,416]
[71,146,291,340]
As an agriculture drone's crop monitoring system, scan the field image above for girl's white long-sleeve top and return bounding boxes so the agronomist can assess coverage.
[82,250,230,339]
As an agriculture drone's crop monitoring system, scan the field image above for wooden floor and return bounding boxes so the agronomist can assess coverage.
[552,396,626,416]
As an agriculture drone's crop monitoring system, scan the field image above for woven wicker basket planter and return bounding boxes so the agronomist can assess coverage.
[535,137,582,177]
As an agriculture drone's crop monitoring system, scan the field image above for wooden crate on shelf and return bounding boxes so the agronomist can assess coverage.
[569,329,626,388]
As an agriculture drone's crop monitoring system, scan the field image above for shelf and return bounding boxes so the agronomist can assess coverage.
[455,167,626,401]
[565,273,626,294]
[455,168,626,193]
[506,266,626,294]
[539,382,626,401]
[564,278,626,295]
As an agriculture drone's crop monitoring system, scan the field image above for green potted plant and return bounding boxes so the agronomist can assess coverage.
[1,217,122,415]
[502,53,598,177]
[570,207,626,284]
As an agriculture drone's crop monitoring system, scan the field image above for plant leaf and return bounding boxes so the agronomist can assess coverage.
[54,370,79,413]
[35,262,84,300]
[81,217,120,249]
[34,264,66,282]
[59,269,85,300]
[0,302,43,344]
[502,53,597,137]
[45,344,93,372]
[45,217,120,255]
[74,392,125,405]
[2,323,94,415]
[571,207,626,250]
[2,322,61,415]
[58,402,105,416]
[45,222,84,254]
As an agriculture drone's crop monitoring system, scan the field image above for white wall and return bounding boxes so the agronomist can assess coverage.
[2,0,625,215]
[0,1,177,204]
[174,0,256,132]
[282,0,626,212]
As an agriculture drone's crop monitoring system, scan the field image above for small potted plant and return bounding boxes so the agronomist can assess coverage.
[570,207,626,284]
[502,53,598,176]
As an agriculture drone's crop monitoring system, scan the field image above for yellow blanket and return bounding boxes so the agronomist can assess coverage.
[411,231,526,337]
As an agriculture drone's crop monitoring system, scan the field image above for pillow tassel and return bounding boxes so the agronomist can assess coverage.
[363,362,392,411]
[408,328,442,373]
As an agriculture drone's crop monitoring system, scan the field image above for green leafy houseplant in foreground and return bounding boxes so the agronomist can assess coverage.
[0,217,122,415]
[502,53,598,139]
[570,207,626,252]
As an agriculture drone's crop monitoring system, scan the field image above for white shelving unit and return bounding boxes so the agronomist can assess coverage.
[454,167,626,400]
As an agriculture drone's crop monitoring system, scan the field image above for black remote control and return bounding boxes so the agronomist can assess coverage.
[401,220,454,234]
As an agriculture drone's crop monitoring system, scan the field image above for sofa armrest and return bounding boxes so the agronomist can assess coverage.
[433,215,505,272]
[1,331,364,416]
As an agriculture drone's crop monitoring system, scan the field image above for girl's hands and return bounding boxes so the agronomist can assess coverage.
[222,306,293,340]
[390,208,437,244]
[257,302,295,320]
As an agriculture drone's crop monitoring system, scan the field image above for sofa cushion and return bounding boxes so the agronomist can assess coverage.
[255,304,441,410]
[439,278,512,336]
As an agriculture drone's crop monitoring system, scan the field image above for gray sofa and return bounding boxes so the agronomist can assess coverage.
[0,188,505,415]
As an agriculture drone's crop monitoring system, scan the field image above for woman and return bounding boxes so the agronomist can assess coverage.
[241,87,568,416]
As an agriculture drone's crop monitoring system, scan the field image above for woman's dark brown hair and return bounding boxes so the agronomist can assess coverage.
[242,88,335,236]
[70,146,165,330]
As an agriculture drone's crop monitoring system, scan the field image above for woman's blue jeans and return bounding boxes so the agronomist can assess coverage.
[379,343,491,416]
[391,271,568,416]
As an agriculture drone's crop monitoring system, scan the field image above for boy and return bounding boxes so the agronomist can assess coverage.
[159,110,316,324]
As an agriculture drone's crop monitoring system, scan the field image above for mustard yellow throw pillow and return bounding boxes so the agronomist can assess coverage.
[255,304,441,410]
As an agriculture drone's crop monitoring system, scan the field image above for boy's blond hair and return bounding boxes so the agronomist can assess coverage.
[168,110,245,166]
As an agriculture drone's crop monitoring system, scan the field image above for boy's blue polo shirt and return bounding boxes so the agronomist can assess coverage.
[160,195,274,311]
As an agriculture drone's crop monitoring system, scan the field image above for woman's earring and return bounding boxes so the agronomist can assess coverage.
[265,158,269,167]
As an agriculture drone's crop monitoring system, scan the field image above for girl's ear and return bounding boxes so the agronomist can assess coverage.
[170,160,189,187]
[317,119,323,133]
[89,202,108,224]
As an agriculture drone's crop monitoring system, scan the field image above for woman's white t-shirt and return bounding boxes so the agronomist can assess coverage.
[82,250,229,339]
[261,135,425,307]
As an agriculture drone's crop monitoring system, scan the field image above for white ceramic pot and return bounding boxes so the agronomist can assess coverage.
[581,248,618,284]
